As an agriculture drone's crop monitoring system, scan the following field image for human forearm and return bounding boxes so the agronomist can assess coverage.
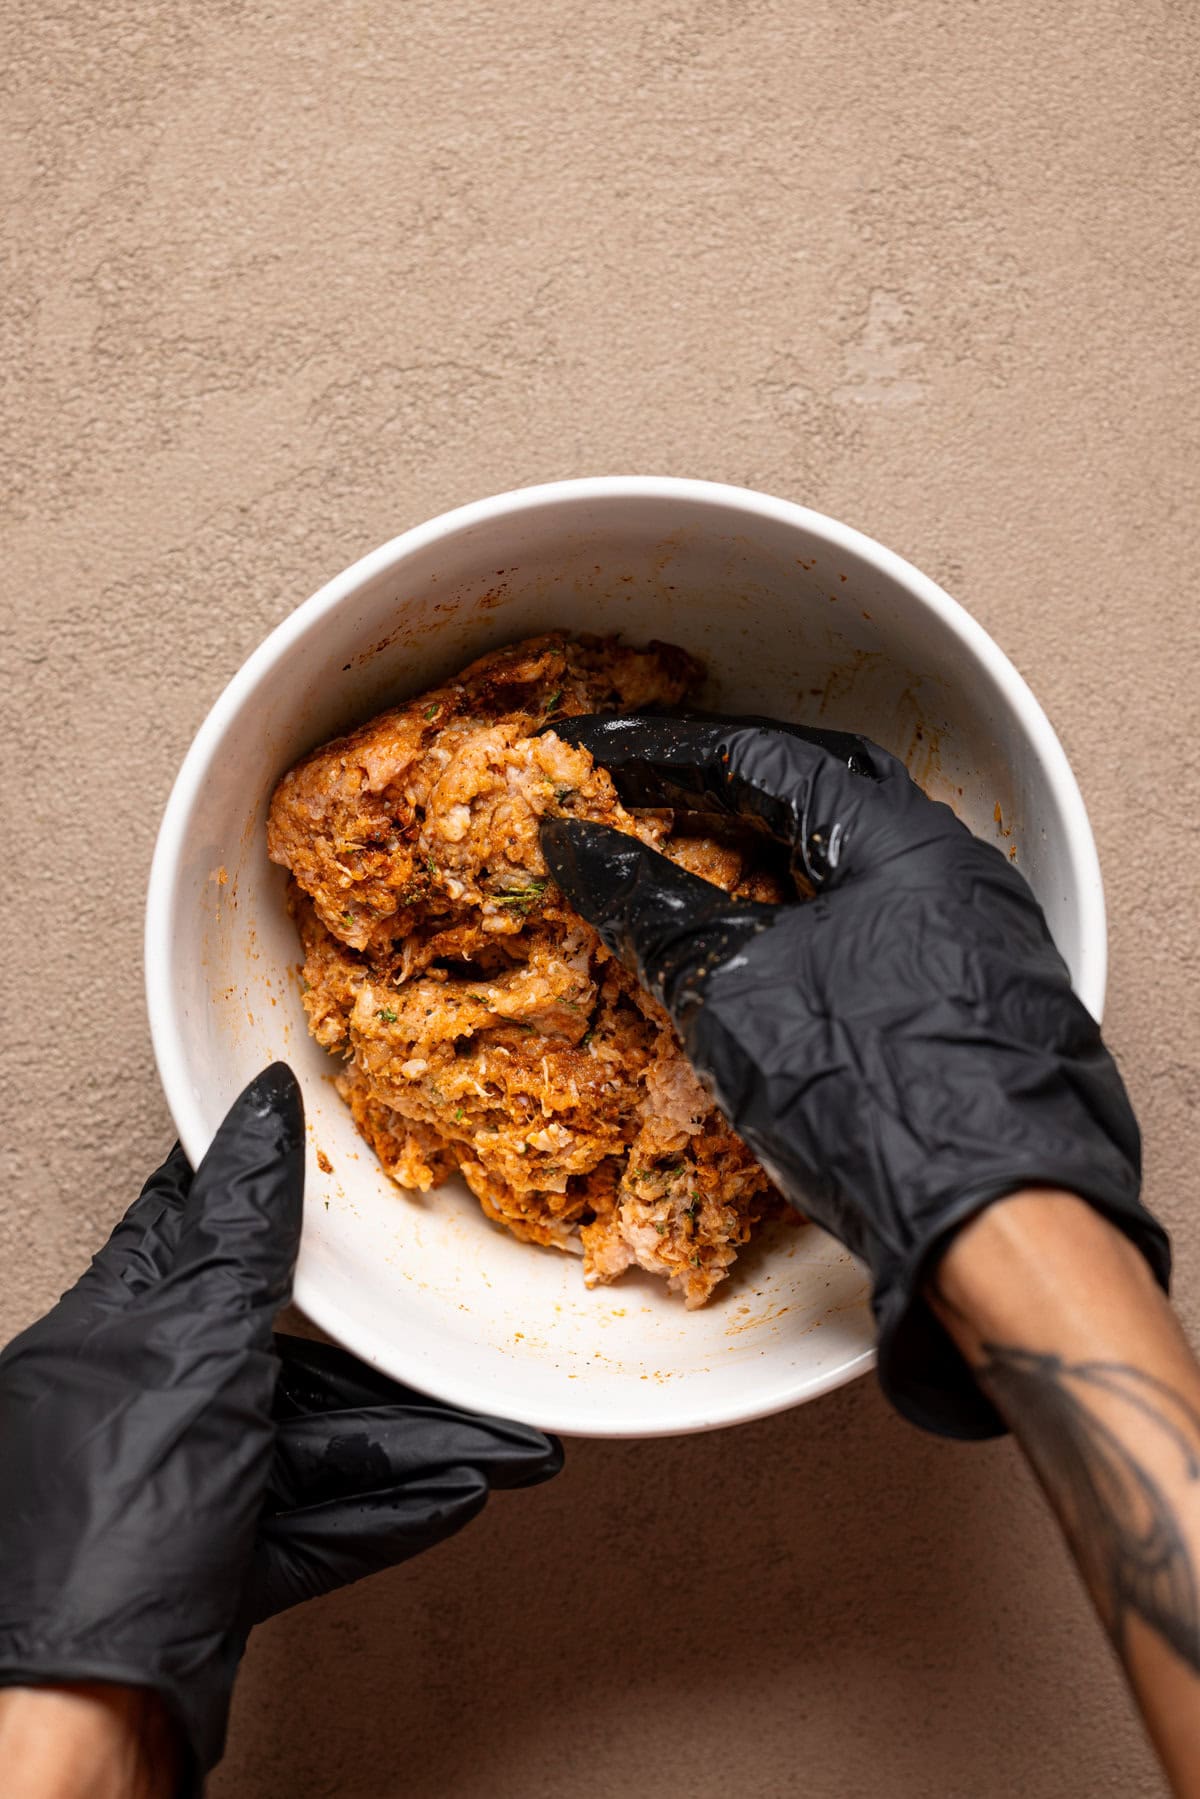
[934,1189,1200,1796]
[0,1685,179,1799]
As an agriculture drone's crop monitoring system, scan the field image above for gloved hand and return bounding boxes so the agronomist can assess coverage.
[0,1065,561,1787]
[540,715,1170,1438]
[243,1333,562,1629]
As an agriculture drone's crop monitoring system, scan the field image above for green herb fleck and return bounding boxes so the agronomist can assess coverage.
[555,786,574,803]
[543,689,563,712]
[342,910,355,925]
[690,1252,701,1268]
[424,702,439,719]
[581,1030,594,1048]
[494,878,548,909]
[454,1106,464,1121]
[425,855,438,876]
[375,1006,398,1023]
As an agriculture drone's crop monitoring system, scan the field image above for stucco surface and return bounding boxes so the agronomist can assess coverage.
[2,3,1198,1793]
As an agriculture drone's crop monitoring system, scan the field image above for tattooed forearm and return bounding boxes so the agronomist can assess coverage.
[932,1194,1200,1793]
[977,1344,1200,1673]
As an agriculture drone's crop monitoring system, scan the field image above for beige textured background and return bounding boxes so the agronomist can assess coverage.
[2,3,1198,1794]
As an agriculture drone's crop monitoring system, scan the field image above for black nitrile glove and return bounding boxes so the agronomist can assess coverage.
[243,1334,563,1629]
[0,1065,561,1787]
[540,715,1170,1438]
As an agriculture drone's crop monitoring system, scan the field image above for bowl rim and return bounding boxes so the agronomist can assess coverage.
[145,475,1107,1434]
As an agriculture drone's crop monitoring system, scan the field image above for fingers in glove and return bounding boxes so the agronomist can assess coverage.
[241,1469,493,1627]
[72,1144,194,1308]
[265,1401,564,1512]
[164,1063,305,1319]
[540,817,775,1012]
[552,713,967,888]
[549,714,880,870]
[273,1333,468,1419]
[247,1402,561,1627]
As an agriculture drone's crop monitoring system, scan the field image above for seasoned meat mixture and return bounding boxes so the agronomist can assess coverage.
[268,633,786,1306]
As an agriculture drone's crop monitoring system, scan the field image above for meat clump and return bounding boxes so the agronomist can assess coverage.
[268,633,787,1306]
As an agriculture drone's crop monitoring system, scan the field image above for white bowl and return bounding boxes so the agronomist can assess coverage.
[146,477,1106,1437]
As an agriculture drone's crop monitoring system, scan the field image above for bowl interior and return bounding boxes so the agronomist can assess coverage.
[149,483,1099,1435]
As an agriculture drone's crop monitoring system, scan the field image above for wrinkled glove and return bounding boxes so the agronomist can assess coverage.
[540,715,1170,1438]
[0,1064,561,1786]
[243,1333,562,1629]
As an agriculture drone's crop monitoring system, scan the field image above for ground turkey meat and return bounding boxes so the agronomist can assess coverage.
[268,632,787,1306]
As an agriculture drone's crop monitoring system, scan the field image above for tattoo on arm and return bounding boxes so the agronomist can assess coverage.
[978,1344,1200,1673]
